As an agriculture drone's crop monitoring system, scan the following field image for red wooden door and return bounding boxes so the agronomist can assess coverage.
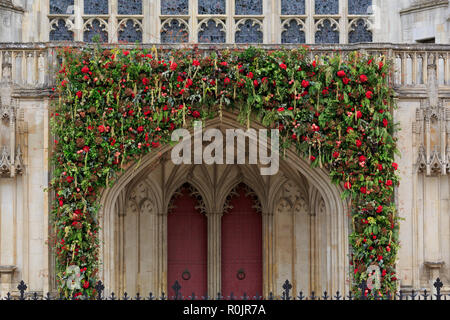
[221,185,262,299]
[168,186,207,299]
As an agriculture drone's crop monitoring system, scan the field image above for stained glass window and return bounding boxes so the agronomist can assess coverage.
[84,0,108,15]
[349,19,372,43]
[161,0,189,15]
[84,19,108,42]
[281,0,305,15]
[161,19,189,43]
[348,0,372,15]
[282,20,305,44]
[315,19,339,44]
[50,0,74,14]
[118,0,142,15]
[235,19,263,43]
[198,20,226,43]
[315,0,338,15]
[198,0,226,15]
[50,19,74,41]
[118,20,142,43]
[235,0,262,15]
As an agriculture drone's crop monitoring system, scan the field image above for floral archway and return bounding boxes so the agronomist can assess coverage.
[50,45,399,299]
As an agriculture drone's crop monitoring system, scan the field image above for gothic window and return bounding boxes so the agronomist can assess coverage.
[281,19,305,44]
[49,0,74,14]
[84,0,108,15]
[315,19,339,44]
[198,19,226,43]
[161,19,189,43]
[281,0,305,15]
[118,0,142,15]
[235,19,263,43]
[198,0,226,15]
[83,19,108,42]
[348,0,372,15]
[49,19,74,41]
[118,19,143,43]
[349,18,372,43]
[235,0,262,15]
[315,0,339,15]
[161,0,189,15]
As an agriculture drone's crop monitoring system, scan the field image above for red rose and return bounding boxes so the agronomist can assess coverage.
[301,80,309,88]
[310,155,316,161]
[346,127,354,133]
[291,134,297,140]
[333,151,339,159]
[81,66,89,74]
[98,125,105,133]
[76,91,82,99]
[366,91,373,99]
[356,111,362,119]
[277,107,284,112]
[356,139,362,147]
[192,110,200,118]
[311,123,320,132]
[253,79,259,87]
[170,62,177,71]
[343,77,350,85]
[186,78,193,87]
[247,72,254,79]
[137,126,144,133]
[379,61,384,70]
[359,155,366,163]
[83,281,89,289]
[142,77,150,85]
[377,164,383,171]
[123,50,130,56]
[392,162,398,170]
[382,118,388,127]
[337,70,346,78]
[360,186,367,194]
[360,74,368,82]
[193,59,200,67]
[344,181,352,189]
[386,180,393,186]
[279,63,287,70]
[224,77,231,85]
[66,176,74,183]
[312,61,316,68]
[376,205,383,213]
[83,146,90,153]
[151,141,160,148]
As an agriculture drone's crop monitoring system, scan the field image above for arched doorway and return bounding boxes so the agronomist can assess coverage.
[167,183,207,298]
[221,183,262,298]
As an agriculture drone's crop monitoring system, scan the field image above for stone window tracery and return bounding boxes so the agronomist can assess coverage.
[47,0,374,44]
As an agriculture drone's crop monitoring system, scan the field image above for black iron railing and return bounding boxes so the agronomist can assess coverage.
[1,278,447,300]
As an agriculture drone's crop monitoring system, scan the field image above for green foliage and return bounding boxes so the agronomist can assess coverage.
[50,46,399,299]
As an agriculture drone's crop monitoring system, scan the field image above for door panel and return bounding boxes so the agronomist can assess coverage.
[221,185,262,298]
[168,187,207,299]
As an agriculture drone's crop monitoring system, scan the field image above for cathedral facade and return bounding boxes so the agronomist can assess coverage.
[0,0,449,297]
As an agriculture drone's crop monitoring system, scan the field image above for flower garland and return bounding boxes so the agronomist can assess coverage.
[50,46,400,299]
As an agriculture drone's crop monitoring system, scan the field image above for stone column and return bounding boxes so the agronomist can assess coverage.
[207,212,222,296]
[156,211,167,296]
[262,211,274,296]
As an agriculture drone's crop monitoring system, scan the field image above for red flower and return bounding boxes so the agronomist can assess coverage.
[312,60,316,68]
[76,91,82,99]
[66,176,74,183]
[359,155,366,163]
[344,181,352,189]
[337,70,346,78]
[346,127,354,133]
[301,80,310,88]
[310,155,316,162]
[343,77,350,85]
[192,110,200,118]
[170,62,178,71]
[98,125,105,133]
[386,180,393,186]
[279,63,287,70]
[379,61,384,70]
[359,74,368,83]
[247,72,254,79]
[83,281,89,289]
[186,78,193,87]
[382,118,388,127]
[291,134,297,140]
[377,164,383,171]
[376,205,383,213]
[356,139,362,147]
[366,91,373,99]
[277,107,285,112]
[81,66,89,74]
[356,111,362,119]
[392,162,398,170]
[83,146,90,153]
[152,141,160,148]
[311,123,320,132]
[360,186,367,194]
[142,77,150,85]
[224,77,231,85]
[253,79,259,87]
[137,126,144,133]
[193,59,200,67]
[332,151,339,159]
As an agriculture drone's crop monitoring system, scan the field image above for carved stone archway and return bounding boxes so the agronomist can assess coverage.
[99,111,350,296]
